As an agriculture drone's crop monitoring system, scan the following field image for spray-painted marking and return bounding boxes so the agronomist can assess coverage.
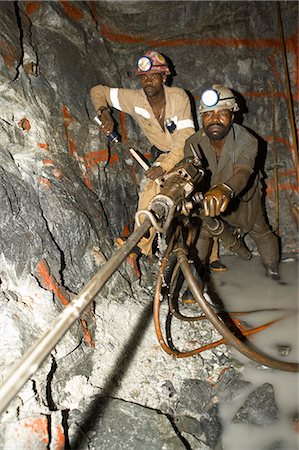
[99,26,298,92]
[83,149,119,169]
[62,105,94,189]
[18,118,31,131]
[39,177,52,188]
[120,111,127,145]
[0,40,19,69]
[23,417,49,445]
[59,1,84,21]
[38,143,49,150]
[266,182,299,195]
[80,319,95,348]
[37,260,94,347]
[37,260,70,307]
[122,224,130,237]
[42,159,54,166]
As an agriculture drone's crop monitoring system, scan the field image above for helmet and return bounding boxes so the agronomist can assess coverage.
[199,84,239,114]
[136,50,171,76]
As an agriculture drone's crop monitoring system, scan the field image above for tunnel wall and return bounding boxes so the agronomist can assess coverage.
[0,1,298,448]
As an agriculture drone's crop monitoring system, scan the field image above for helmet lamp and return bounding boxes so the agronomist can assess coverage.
[137,56,153,72]
[201,89,219,107]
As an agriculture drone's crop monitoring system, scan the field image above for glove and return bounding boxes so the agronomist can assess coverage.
[203,183,234,217]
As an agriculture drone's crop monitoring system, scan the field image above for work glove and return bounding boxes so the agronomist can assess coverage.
[203,183,234,217]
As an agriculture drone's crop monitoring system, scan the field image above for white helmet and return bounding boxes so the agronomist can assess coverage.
[199,84,239,114]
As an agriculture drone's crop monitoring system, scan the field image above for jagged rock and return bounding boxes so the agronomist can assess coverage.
[200,405,222,449]
[174,380,222,448]
[176,379,213,417]
[67,397,186,450]
[232,383,279,426]
[213,367,252,402]
[0,1,298,449]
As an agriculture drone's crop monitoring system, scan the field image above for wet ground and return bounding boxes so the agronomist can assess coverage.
[208,255,299,450]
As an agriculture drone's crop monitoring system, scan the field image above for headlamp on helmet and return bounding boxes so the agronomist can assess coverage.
[137,56,153,73]
[136,50,171,76]
[199,84,239,114]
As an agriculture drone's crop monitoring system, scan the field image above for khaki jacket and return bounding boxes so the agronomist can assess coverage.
[90,84,195,172]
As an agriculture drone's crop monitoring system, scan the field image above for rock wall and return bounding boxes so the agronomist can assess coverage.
[0,1,298,449]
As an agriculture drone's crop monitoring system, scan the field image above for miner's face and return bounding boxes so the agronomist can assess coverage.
[140,72,166,97]
[202,109,233,141]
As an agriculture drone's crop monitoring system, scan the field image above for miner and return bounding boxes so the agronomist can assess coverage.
[90,50,195,256]
[184,84,280,280]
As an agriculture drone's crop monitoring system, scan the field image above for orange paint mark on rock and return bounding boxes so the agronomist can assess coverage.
[276,168,297,178]
[266,182,299,195]
[62,105,73,126]
[86,0,98,23]
[81,319,95,348]
[18,118,31,131]
[83,149,119,169]
[122,224,130,237]
[82,173,93,190]
[39,176,52,188]
[268,52,282,84]
[52,168,64,180]
[42,159,54,166]
[37,260,70,307]
[100,25,289,53]
[62,105,95,190]
[60,1,84,21]
[38,143,49,150]
[119,111,127,144]
[37,260,94,347]
[100,24,142,44]
[0,40,19,69]
[23,417,49,445]
[68,136,78,156]
[264,135,291,148]
[25,2,41,15]
[127,253,140,279]
[53,424,65,450]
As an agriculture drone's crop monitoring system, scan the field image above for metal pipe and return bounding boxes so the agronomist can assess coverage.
[276,0,298,179]
[0,219,151,415]
[176,246,299,372]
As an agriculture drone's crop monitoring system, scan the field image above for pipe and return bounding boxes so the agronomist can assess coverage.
[276,0,299,180]
[0,219,151,416]
[153,238,295,360]
[176,246,299,372]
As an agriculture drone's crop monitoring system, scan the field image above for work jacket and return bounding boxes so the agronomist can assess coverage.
[184,124,261,233]
[90,84,195,172]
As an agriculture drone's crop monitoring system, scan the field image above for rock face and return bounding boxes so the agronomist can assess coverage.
[0,1,298,448]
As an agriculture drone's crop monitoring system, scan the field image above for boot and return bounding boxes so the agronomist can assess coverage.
[265,262,280,281]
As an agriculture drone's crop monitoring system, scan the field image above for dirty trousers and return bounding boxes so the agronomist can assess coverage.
[134,178,161,256]
[196,204,279,266]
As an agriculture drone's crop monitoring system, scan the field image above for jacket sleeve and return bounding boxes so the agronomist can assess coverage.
[90,84,113,114]
[90,84,139,115]
[156,92,195,172]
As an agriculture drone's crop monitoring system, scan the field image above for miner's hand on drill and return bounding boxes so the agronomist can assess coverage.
[97,107,114,136]
[146,166,165,180]
[203,183,234,217]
